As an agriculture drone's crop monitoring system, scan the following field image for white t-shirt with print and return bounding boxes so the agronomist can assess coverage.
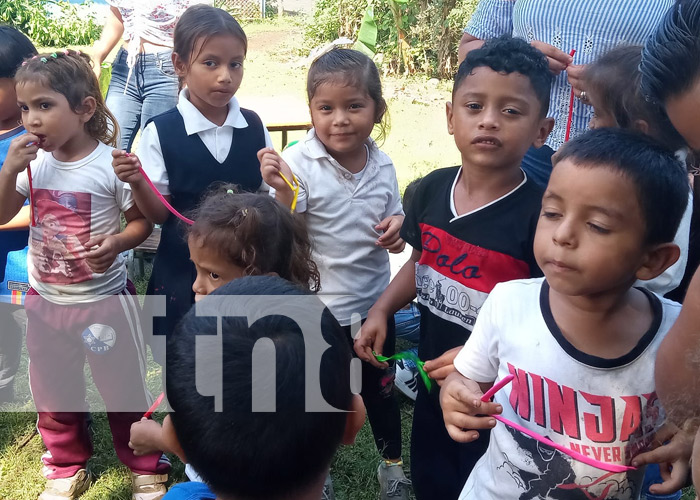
[454,277,681,500]
[16,142,134,304]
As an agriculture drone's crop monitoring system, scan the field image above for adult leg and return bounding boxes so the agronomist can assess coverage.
[139,51,179,129]
[105,48,143,152]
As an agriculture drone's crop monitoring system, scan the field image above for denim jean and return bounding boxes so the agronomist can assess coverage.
[394,302,421,344]
[105,48,179,152]
[521,144,555,189]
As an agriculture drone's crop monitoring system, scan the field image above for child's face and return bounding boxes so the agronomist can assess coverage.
[189,235,245,302]
[446,67,552,172]
[586,90,617,129]
[15,80,92,153]
[0,78,20,128]
[665,82,700,152]
[173,33,245,122]
[309,81,377,163]
[534,159,649,296]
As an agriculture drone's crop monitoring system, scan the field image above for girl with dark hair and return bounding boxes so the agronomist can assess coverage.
[112,4,274,362]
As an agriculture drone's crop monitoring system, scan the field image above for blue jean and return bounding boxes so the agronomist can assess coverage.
[521,144,555,189]
[394,302,420,344]
[105,48,179,152]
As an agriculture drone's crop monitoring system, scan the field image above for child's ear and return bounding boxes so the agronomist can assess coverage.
[78,96,97,124]
[172,52,188,78]
[636,243,681,281]
[532,117,555,148]
[161,415,188,463]
[633,119,650,136]
[341,395,366,445]
[446,101,455,136]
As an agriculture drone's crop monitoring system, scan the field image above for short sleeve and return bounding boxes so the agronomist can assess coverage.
[133,122,170,195]
[399,177,427,251]
[16,169,29,198]
[464,0,515,40]
[383,166,404,219]
[453,285,501,383]
[115,174,136,213]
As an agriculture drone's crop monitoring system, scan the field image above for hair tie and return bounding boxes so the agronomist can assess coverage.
[226,189,234,194]
[40,57,48,63]
[21,61,28,66]
[50,53,58,59]
[241,208,248,217]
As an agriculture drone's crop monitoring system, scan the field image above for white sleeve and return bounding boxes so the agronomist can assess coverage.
[115,174,136,213]
[15,169,29,198]
[464,0,515,39]
[281,149,308,214]
[638,191,692,295]
[384,164,404,219]
[133,122,170,195]
[453,285,501,384]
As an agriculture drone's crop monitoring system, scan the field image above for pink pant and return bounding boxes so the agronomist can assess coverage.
[25,283,169,479]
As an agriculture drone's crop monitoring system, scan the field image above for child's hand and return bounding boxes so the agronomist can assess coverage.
[631,423,692,494]
[376,215,405,253]
[112,149,144,184]
[129,417,165,456]
[3,134,40,175]
[85,234,121,273]
[354,309,389,369]
[440,371,501,443]
[258,148,294,192]
[423,346,462,386]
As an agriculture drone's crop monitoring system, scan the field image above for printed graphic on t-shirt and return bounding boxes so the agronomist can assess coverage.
[498,363,663,499]
[30,189,93,284]
[415,223,531,328]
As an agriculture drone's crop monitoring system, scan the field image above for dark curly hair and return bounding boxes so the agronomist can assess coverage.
[455,34,552,117]
[188,186,320,291]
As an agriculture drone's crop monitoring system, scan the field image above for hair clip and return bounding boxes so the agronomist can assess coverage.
[241,208,248,217]
[51,53,58,59]
[226,189,234,194]
[21,61,28,66]
[64,49,70,55]
[76,50,82,56]
[40,57,48,63]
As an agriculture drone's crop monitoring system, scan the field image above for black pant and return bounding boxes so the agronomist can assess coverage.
[411,384,490,500]
[342,317,401,460]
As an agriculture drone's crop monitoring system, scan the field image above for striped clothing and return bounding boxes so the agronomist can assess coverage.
[464,0,673,150]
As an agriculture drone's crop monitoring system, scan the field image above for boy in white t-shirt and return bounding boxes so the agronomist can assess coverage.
[440,128,691,499]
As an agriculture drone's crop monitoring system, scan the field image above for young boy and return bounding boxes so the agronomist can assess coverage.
[355,35,554,499]
[440,128,689,499]
[641,0,700,490]
[161,275,365,500]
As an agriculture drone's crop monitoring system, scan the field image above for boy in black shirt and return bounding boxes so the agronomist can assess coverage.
[355,35,554,499]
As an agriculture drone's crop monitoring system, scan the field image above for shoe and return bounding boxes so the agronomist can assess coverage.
[38,469,91,500]
[131,473,168,500]
[322,473,336,500]
[378,461,412,499]
[394,347,419,401]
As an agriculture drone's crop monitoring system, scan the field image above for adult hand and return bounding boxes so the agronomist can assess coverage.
[440,371,501,443]
[566,64,588,99]
[530,40,573,76]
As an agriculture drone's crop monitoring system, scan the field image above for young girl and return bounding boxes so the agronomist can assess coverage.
[112,4,274,358]
[583,45,694,303]
[127,187,319,481]
[259,48,410,499]
[0,51,169,500]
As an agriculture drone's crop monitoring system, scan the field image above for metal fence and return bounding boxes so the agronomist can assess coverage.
[215,0,266,20]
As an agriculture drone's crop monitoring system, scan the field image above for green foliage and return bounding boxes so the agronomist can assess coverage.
[305,0,478,78]
[0,0,102,47]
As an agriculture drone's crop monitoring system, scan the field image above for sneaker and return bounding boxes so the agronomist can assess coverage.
[378,461,412,499]
[38,469,91,500]
[322,473,336,500]
[394,347,419,401]
[131,473,168,500]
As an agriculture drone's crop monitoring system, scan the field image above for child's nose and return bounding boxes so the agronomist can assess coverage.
[478,108,500,130]
[552,220,576,247]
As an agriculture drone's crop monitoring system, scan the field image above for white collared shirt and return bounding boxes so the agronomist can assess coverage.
[282,129,403,325]
[133,89,273,195]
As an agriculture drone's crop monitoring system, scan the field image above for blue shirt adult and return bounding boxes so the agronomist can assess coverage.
[163,482,215,500]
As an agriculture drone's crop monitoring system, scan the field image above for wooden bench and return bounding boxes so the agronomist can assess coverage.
[131,226,161,278]
[267,122,312,149]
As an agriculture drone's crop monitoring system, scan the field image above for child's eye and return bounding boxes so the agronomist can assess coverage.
[587,222,610,234]
[230,62,242,69]
[320,105,331,111]
[466,103,481,110]
[504,108,521,115]
[209,272,220,280]
[204,61,217,67]
[349,103,363,109]
[40,103,50,110]
[541,211,560,219]
[19,104,28,112]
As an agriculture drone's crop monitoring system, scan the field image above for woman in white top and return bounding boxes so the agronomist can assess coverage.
[91,0,210,151]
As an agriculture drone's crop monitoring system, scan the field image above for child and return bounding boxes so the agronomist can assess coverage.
[259,48,409,498]
[641,0,700,492]
[440,128,689,499]
[354,35,554,499]
[0,51,169,499]
[159,275,365,500]
[128,187,320,463]
[583,45,693,302]
[0,25,36,404]
[111,4,274,354]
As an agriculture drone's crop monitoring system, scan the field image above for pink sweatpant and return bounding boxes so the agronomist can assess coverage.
[25,282,169,479]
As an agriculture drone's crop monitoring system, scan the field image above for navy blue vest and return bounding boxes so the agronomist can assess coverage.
[146,107,265,341]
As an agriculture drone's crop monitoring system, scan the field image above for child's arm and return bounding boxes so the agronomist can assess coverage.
[85,205,152,274]
[440,371,500,443]
[129,418,171,456]
[0,206,30,231]
[258,148,297,208]
[355,248,420,368]
[112,150,171,224]
[0,134,37,225]
[376,215,405,253]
